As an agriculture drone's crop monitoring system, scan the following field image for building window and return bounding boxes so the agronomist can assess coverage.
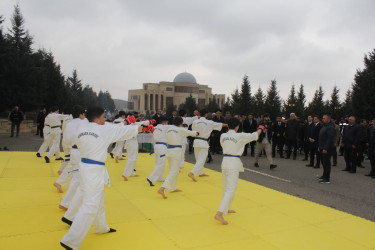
[127,102,134,110]
[155,94,158,111]
[166,87,173,91]
[166,97,173,107]
[144,85,148,90]
[144,94,148,110]
[150,94,154,111]
[132,95,138,100]
[199,90,205,93]
[175,86,199,93]
[198,99,205,108]
[161,95,164,110]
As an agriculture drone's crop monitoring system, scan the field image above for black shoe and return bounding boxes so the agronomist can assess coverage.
[146,178,154,186]
[108,228,117,233]
[313,165,320,169]
[36,153,41,158]
[316,175,324,180]
[110,153,114,158]
[60,242,73,250]
[319,179,330,184]
[3,146,9,151]
[44,156,50,163]
[306,164,313,167]
[254,163,260,168]
[61,217,72,226]
[55,157,64,161]
[302,158,308,161]
[270,164,277,169]
[342,169,349,171]
[365,174,373,177]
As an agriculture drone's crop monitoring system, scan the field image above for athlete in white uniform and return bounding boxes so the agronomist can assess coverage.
[44,106,70,163]
[189,109,227,181]
[158,116,198,199]
[57,115,74,174]
[36,111,53,157]
[60,106,143,250]
[179,110,199,169]
[122,116,149,181]
[110,111,126,163]
[147,116,170,186]
[214,118,263,225]
[54,106,88,207]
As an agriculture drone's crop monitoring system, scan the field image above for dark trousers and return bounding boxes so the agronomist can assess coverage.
[321,149,332,181]
[332,146,338,165]
[357,142,367,166]
[244,141,256,156]
[188,137,194,153]
[36,124,44,137]
[272,136,284,157]
[286,139,297,158]
[11,122,20,137]
[309,142,320,167]
[303,141,311,160]
[368,149,375,176]
[344,147,358,172]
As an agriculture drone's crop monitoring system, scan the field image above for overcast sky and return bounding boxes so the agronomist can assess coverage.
[1,0,374,102]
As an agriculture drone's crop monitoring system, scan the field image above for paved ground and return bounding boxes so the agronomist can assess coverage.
[1,133,375,222]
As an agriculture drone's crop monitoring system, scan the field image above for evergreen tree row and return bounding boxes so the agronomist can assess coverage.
[0,5,115,114]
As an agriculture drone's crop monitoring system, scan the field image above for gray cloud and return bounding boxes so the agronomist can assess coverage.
[1,0,374,103]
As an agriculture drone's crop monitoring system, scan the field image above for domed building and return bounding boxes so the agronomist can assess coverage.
[127,72,225,114]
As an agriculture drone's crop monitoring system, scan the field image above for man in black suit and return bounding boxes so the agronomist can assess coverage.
[306,115,322,168]
[36,107,47,137]
[365,119,375,178]
[243,113,257,156]
[302,115,314,161]
[285,113,299,160]
[342,116,361,173]
[151,109,163,125]
[272,115,285,158]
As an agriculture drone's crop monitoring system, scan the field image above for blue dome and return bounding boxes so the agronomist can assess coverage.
[173,72,197,84]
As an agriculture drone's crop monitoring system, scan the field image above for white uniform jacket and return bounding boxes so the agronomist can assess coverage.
[192,117,223,149]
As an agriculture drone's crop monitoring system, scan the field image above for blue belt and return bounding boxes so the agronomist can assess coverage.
[155,142,167,146]
[51,126,61,129]
[224,154,240,158]
[167,145,182,149]
[72,145,78,149]
[81,158,105,166]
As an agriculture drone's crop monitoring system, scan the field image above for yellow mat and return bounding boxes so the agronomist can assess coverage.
[0,152,374,250]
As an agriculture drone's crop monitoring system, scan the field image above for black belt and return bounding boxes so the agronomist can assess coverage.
[195,137,208,141]
[51,126,61,129]
[72,145,78,149]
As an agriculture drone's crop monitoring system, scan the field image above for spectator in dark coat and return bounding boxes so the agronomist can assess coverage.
[317,114,336,184]
[243,114,258,156]
[272,115,285,158]
[151,109,163,125]
[302,115,314,161]
[365,119,375,178]
[9,106,24,137]
[285,113,299,160]
[36,108,47,137]
[357,119,369,168]
[306,116,322,168]
[342,116,362,173]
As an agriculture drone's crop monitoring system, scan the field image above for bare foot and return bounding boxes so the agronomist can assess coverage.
[157,188,167,199]
[171,189,182,192]
[214,213,228,225]
[58,170,62,175]
[199,173,209,177]
[228,210,236,213]
[115,157,119,163]
[59,204,68,211]
[133,174,140,177]
[119,158,125,160]
[53,182,63,193]
[122,175,128,181]
[188,172,197,182]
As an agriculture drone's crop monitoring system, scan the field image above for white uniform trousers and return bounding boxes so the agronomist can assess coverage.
[147,144,167,184]
[60,167,80,208]
[61,163,110,249]
[122,141,138,178]
[180,142,187,168]
[161,156,181,191]
[111,141,125,157]
[58,147,71,173]
[64,183,83,221]
[218,169,239,215]
[37,134,53,154]
[47,132,61,159]
[254,142,274,165]
[191,147,208,175]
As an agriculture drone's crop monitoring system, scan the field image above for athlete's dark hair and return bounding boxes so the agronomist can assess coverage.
[179,109,187,117]
[173,116,183,126]
[51,106,59,112]
[86,106,104,122]
[160,115,169,122]
[119,111,126,117]
[200,109,208,117]
[72,105,85,119]
[228,117,240,129]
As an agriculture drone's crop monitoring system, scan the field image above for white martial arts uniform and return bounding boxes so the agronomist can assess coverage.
[61,122,139,250]
[191,117,223,176]
[37,123,52,155]
[122,121,149,178]
[180,116,199,168]
[147,124,170,184]
[161,126,197,191]
[218,130,259,215]
[45,113,70,159]
[57,118,89,208]
[58,115,74,173]
[110,117,125,158]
